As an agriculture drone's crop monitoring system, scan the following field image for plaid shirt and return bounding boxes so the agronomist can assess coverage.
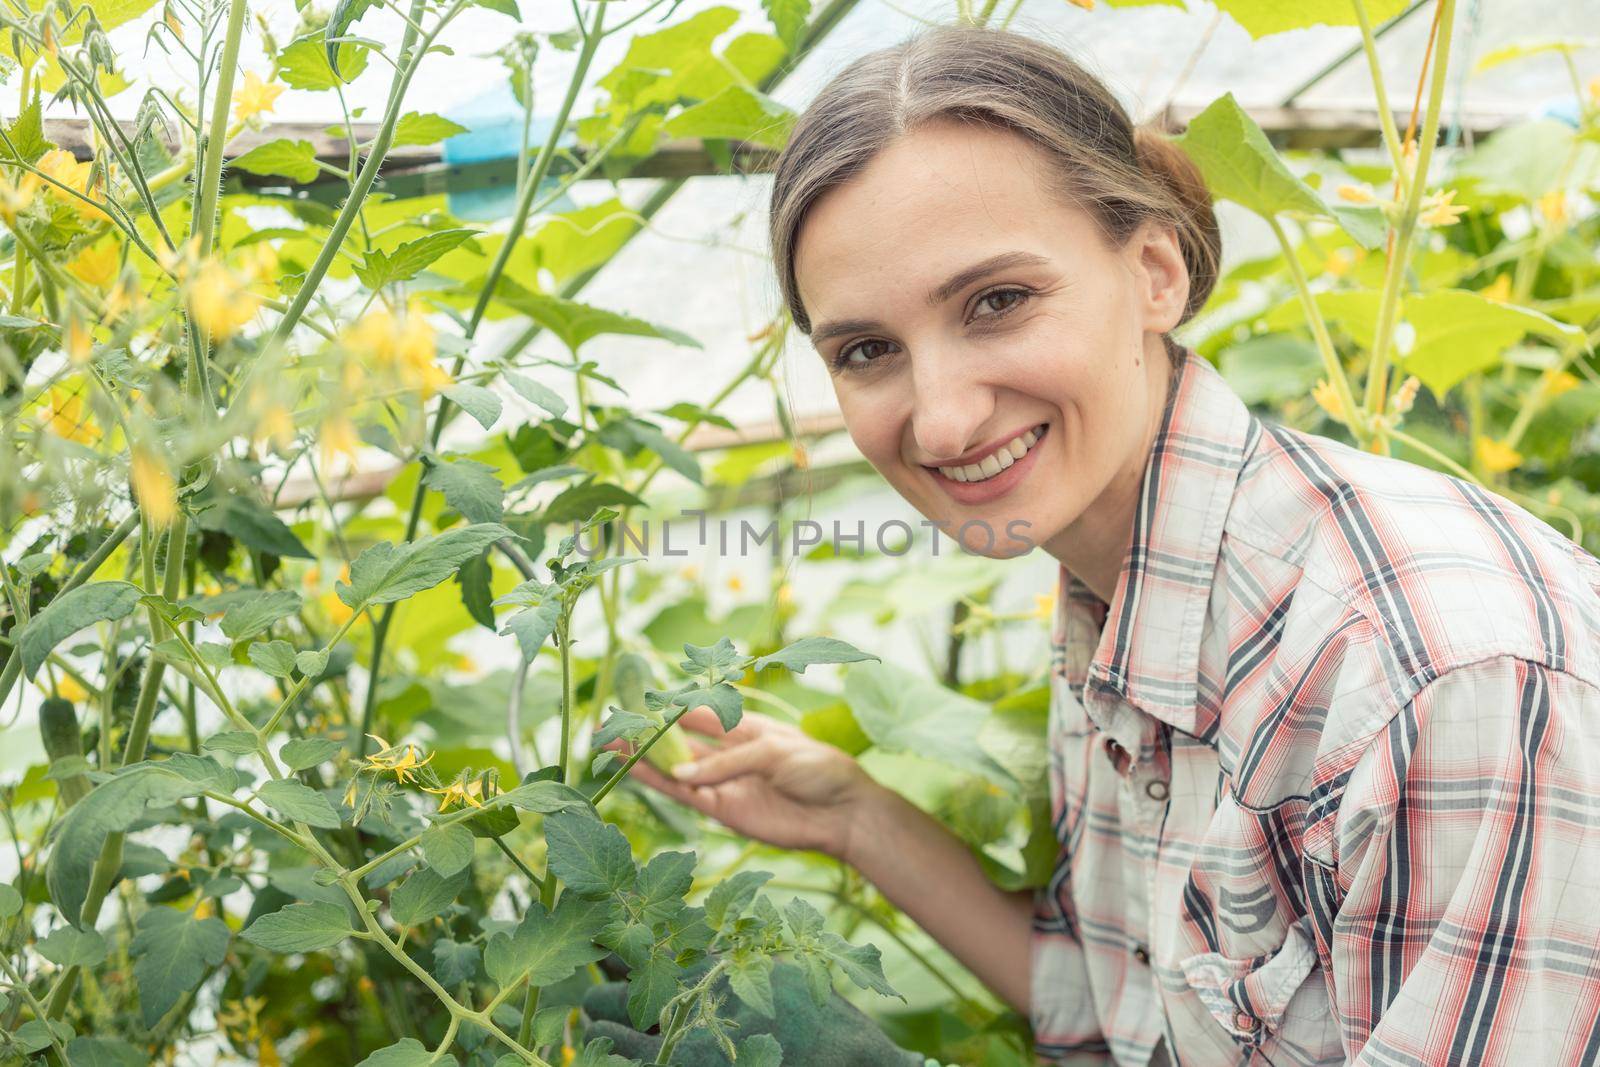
[1030,351,1600,1066]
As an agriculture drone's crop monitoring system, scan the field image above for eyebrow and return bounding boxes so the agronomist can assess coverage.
[808,250,1053,346]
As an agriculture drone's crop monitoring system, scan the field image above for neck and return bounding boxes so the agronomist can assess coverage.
[1042,335,1176,604]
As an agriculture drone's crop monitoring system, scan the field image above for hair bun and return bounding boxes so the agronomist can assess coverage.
[1133,124,1221,323]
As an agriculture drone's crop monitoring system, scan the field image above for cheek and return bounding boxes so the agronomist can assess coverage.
[836,385,903,468]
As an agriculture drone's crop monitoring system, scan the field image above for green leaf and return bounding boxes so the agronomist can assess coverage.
[37,925,108,967]
[1174,93,1328,220]
[1475,36,1600,73]
[241,900,353,952]
[230,139,320,183]
[420,822,475,877]
[484,894,611,988]
[542,481,644,525]
[4,97,53,163]
[0,882,21,919]
[280,737,343,771]
[728,953,775,1016]
[258,779,343,829]
[664,84,795,149]
[296,649,330,677]
[219,590,304,641]
[544,809,636,898]
[456,548,496,630]
[129,908,230,1027]
[442,384,502,430]
[504,369,568,418]
[496,779,589,813]
[736,1035,783,1067]
[1217,335,1324,405]
[339,523,514,608]
[501,599,560,661]
[17,581,143,680]
[845,662,1017,787]
[353,1038,433,1066]
[249,639,298,678]
[47,766,205,926]
[752,636,878,674]
[17,1019,74,1055]
[593,709,655,747]
[1456,119,1600,202]
[627,952,680,1030]
[603,418,701,485]
[680,637,747,676]
[276,30,370,90]
[390,864,468,926]
[670,683,743,731]
[432,939,481,986]
[356,229,479,288]
[327,0,382,78]
[390,112,469,149]
[1211,0,1405,37]
[1400,289,1587,397]
[474,0,520,16]
[423,456,505,523]
[64,1036,145,1067]
[193,492,315,559]
[705,870,772,932]
[201,730,259,756]
[760,0,809,49]
[495,288,701,354]
[783,898,898,999]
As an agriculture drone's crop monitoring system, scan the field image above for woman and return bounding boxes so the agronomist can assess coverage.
[602,22,1600,1067]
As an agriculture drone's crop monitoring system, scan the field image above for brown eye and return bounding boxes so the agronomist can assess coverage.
[836,338,893,369]
[974,287,1031,319]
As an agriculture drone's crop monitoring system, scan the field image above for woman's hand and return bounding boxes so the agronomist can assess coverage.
[598,705,880,861]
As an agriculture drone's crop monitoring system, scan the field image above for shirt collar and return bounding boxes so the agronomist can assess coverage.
[1060,350,1257,741]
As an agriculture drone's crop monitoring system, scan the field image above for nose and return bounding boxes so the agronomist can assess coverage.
[908,345,995,464]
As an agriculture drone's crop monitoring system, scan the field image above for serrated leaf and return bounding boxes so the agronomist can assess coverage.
[192,492,313,559]
[249,640,297,677]
[443,384,502,430]
[484,894,610,988]
[670,683,742,731]
[241,900,352,952]
[496,779,588,813]
[663,84,795,149]
[258,779,343,829]
[4,97,53,163]
[544,809,636,898]
[18,581,143,680]
[1174,93,1328,220]
[280,737,342,771]
[356,229,479,288]
[327,0,382,78]
[353,1038,433,1066]
[501,599,560,661]
[495,288,701,354]
[456,548,496,630]
[420,822,474,877]
[752,636,877,674]
[736,1034,783,1067]
[219,590,304,641]
[679,637,746,676]
[845,662,1017,787]
[201,730,259,756]
[542,481,643,525]
[390,864,468,926]
[1398,288,1587,397]
[230,139,319,183]
[129,908,230,1027]
[627,952,680,1030]
[423,456,504,524]
[432,939,481,986]
[604,418,700,485]
[339,524,512,609]
[593,709,655,747]
[705,870,772,932]
[728,952,775,1016]
[276,30,369,90]
[390,111,469,149]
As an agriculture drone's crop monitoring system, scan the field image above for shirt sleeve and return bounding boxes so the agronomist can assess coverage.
[1325,654,1600,1065]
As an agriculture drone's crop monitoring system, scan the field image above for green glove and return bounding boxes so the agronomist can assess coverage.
[579,957,936,1067]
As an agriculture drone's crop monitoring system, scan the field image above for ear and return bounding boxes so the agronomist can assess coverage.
[1127,220,1190,335]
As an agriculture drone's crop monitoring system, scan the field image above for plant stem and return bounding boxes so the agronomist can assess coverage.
[1267,217,1364,442]
[1352,0,1408,180]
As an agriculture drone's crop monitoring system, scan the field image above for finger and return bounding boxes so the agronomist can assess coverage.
[583,1020,664,1062]
[671,735,782,786]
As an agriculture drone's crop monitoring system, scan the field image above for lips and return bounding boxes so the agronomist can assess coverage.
[923,423,1049,505]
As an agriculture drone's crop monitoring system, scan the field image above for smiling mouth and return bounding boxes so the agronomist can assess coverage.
[927,423,1048,483]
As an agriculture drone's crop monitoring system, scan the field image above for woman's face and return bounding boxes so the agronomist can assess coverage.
[793,118,1190,561]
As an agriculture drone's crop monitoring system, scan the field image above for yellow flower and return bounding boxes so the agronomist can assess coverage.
[1538,190,1567,226]
[1311,378,1348,423]
[1419,188,1466,227]
[1336,183,1376,204]
[132,447,178,527]
[1480,273,1513,303]
[254,402,296,451]
[54,675,89,703]
[319,413,361,469]
[1475,435,1522,474]
[1390,375,1421,416]
[678,564,700,583]
[66,317,93,366]
[33,149,109,222]
[726,573,745,594]
[1067,0,1094,8]
[775,582,794,610]
[0,173,35,223]
[39,386,101,445]
[68,243,119,289]
[187,259,260,340]
[1543,370,1581,399]
[320,564,354,625]
[232,71,284,122]
[423,773,490,812]
[1323,247,1359,278]
[1033,592,1057,620]
[361,734,435,784]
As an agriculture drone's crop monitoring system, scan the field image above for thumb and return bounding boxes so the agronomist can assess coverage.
[670,736,781,786]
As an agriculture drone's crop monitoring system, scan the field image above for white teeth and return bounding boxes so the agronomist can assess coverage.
[937,424,1045,483]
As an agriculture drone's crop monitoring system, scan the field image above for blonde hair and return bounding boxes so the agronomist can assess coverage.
[767,22,1221,364]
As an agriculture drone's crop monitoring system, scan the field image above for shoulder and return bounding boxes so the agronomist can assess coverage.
[1207,418,1600,813]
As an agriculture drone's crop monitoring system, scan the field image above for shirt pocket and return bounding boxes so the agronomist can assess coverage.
[1176,916,1323,1048]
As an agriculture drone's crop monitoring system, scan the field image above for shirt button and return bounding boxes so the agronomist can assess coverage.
[1234,1010,1258,1032]
[1132,945,1150,965]
[1145,779,1170,802]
